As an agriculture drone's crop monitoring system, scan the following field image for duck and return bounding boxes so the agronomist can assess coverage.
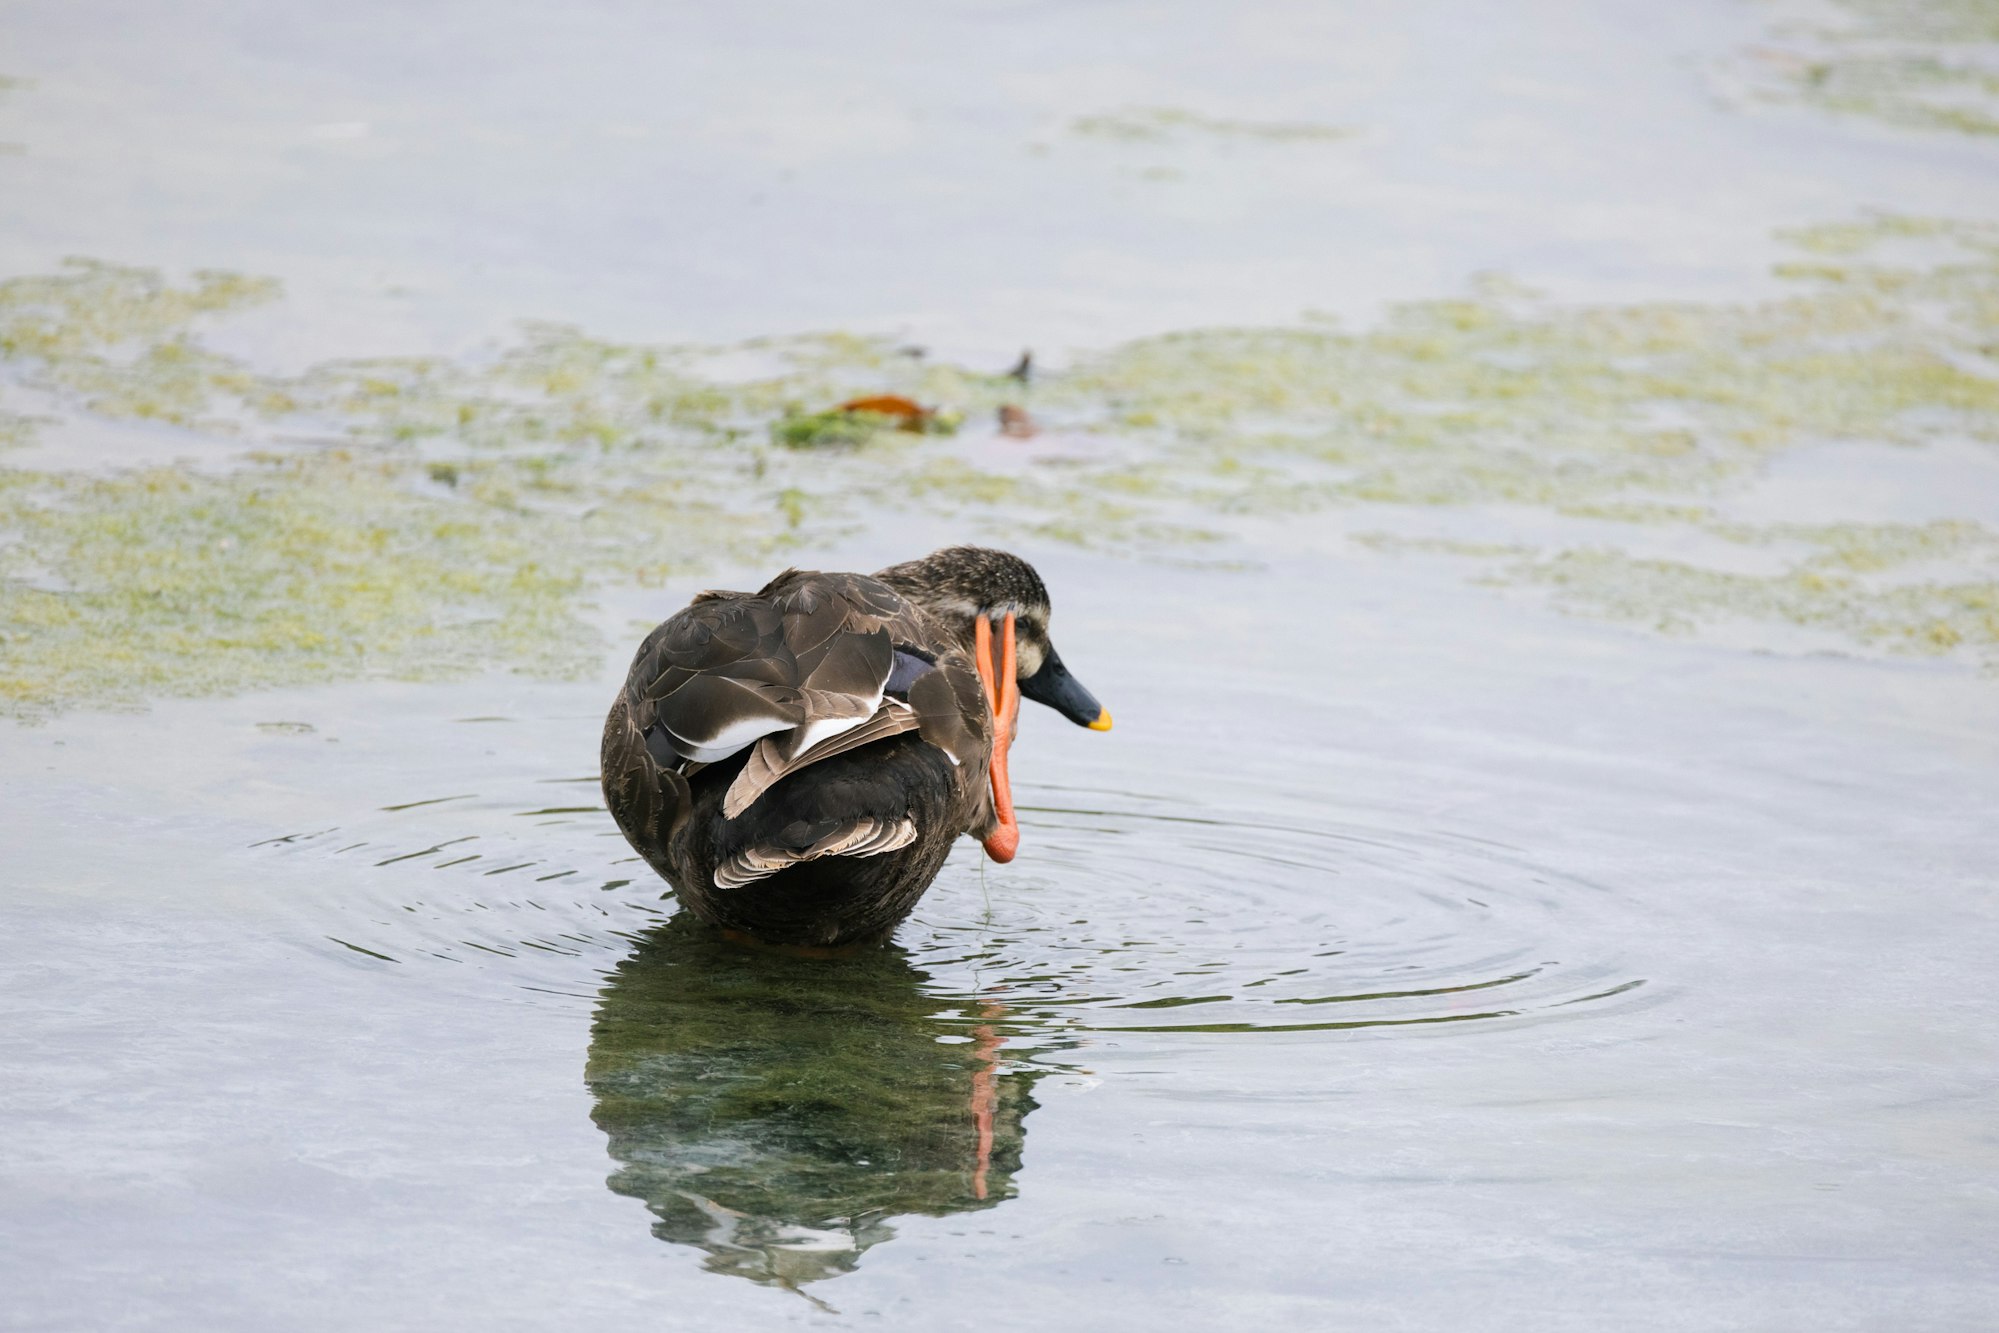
[600,546,1111,947]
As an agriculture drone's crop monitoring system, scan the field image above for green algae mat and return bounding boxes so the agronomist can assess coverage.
[3,217,1997,717]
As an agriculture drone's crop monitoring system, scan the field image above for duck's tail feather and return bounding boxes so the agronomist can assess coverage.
[712,816,918,890]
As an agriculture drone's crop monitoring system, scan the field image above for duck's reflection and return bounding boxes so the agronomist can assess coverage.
[587,914,1043,1289]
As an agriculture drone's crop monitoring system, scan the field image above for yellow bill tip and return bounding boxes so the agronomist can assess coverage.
[1088,709,1113,732]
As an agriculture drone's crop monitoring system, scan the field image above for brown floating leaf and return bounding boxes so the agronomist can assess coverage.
[837,394,932,430]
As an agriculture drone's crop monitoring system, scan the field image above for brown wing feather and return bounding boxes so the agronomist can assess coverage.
[632,596,803,762]
[908,657,989,770]
[626,574,910,765]
[722,698,923,819]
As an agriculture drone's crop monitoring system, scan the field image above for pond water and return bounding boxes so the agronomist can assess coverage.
[4,1,1998,1329]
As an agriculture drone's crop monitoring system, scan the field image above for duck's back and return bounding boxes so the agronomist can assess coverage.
[601,569,993,945]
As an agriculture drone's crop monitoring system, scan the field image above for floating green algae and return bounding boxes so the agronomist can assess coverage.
[0,74,26,155]
[0,453,590,714]
[3,215,1998,717]
[1730,0,1999,136]
[0,409,38,450]
[1363,520,1999,659]
[771,408,893,449]
[1042,218,1999,666]
[1515,539,1999,655]
[771,404,958,450]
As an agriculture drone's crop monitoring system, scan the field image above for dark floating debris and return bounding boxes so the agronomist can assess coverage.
[998,404,1039,439]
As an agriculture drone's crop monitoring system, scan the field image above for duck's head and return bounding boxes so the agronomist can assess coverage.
[877,546,1111,865]
[876,545,1111,732]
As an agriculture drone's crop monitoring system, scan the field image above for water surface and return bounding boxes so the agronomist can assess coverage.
[3,2,1998,1329]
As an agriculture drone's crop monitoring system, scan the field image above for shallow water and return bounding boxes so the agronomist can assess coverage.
[4,1,1999,1329]
[8,544,1997,1329]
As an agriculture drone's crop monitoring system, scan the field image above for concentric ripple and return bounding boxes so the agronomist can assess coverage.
[891,780,1652,1038]
[251,771,1652,1038]
[250,772,665,1001]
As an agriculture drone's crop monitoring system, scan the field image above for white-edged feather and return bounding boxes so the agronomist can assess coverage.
[663,712,792,764]
[712,816,918,889]
[722,699,919,819]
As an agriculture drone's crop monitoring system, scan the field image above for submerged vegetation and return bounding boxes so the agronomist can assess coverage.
[1068,105,1351,144]
[2,216,1997,716]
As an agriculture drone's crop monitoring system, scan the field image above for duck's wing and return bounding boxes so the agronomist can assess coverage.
[624,591,805,764]
[626,570,929,767]
[717,574,994,820]
[754,570,913,762]
[720,653,992,820]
